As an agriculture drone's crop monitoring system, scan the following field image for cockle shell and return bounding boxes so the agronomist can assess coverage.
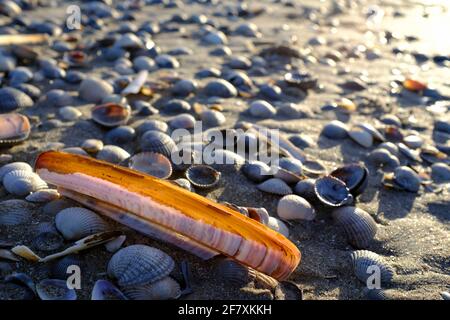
[332,207,377,249]
[140,130,177,158]
[122,277,181,300]
[3,170,48,196]
[35,151,301,280]
[0,162,32,181]
[350,250,394,284]
[0,113,30,145]
[36,279,77,300]
[330,163,369,196]
[97,145,130,164]
[185,165,221,189]
[257,178,293,196]
[314,176,353,207]
[129,152,172,179]
[91,280,128,300]
[107,245,175,287]
[277,195,316,221]
[55,207,110,240]
[50,255,83,280]
[26,189,60,203]
[0,199,35,225]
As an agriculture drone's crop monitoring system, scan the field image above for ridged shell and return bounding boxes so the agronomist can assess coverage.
[26,189,60,203]
[97,145,130,164]
[185,165,221,189]
[51,255,83,280]
[36,279,77,300]
[257,178,292,195]
[91,103,131,127]
[332,207,377,249]
[122,277,181,300]
[314,176,353,207]
[129,152,172,179]
[330,163,369,196]
[107,245,175,287]
[91,280,127,300]
[135,120,169,136]
[140,130,177,158]
[55,207,110,240]
[215,258,279,289]
[365,288,391,300]
[277,195,316,221]
[0,113,30,145]
[0,162,32,181]
[350,250,394,284]
[3,170,48,196]
[0,87,33,112]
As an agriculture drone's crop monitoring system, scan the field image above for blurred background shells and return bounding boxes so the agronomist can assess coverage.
[129,152,172,179]
[0,87,33,112]
[91,103,131,127]
[79,77,114,103]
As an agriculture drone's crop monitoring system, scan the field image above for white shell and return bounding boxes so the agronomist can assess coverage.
[257,178,293,195]
[267,217,289,238]
[122,277,181,300]
[0,162,33,182]
[55,207,110,240]
[107,245,175,288]
[3,170,48,196]
[248,100,276,118]
[79,77,114,103]
[97,145,130,164]
[26,189,60,203]
[169,113,196,129]
[277,195,316,221]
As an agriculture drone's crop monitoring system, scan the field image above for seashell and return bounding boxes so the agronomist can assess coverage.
[61,147,89,156]
[36,279,77,300]
[11,45,38,62]
[378,142,399,156]
[289,134,315,149]
[403,79,426,92]
[259,84,282,100]
[314,176,353,207]
[0,87,33,112]
[45,89,73,107]
[273,168,302,184]
[122,277,181,300]
[50,255,83,280]
[397,143,421,162]
[164,99,191,114]
[241,161,272,183]
[245,207,270,225]
[257,178,293,196]
[55,207,110,240]
[129,152,172,179]
[105,235,127,253]
[195,67,221,78]
[58,106,82,122]
[248,100,276,118]
[79,77,114,103]
[350,250,394,284]
[301,160,327,176]
[0,199,35,225]
[169,113,196,130]
[202,30,228,45]
[365,288,392,300]
[133,56,156,72]
[435,120,450,134]
[107,245,175,287]
[224,70,252,89]
[140,130,177,158]
[0,249,19,262]
[392,166,421,192]
[235,22,261,38]
[267,217,289,238]
[3,170,47,196]
[200,110,226,127]
[284,71,318,91]
[348,128,373,148]
[332,207,377,249]
[2,273,36,300]
[92,280,127,300]
[441,292,450,300]
[172,178,192,191]
[322,120,348,139]
[26,189,60,203]
[0,53,16,72]
[227,55,252,70]
[403,135,423,149]
[135,120,169,136]
[0,113,30,146]
[204,79,237,98]
[81,139,104,154]
[97,145,130,164]
[368,149,400,169]
[172,79,197,97]
[185,165,221,189]
[380,114,402,127]
[155,54,180,69]
[13,83,41,100]
[431,162,450,182]
[91,103,130,127]
[330,163,369,196]
[8,67,33,86]
[277,195,316,221]
[356,123,385,142]
[215,258,278,289]
[32,229,64,252]
[35,151,301,280]
[293,179,317,202]
[275,157,303,176]
[105,126,136,145]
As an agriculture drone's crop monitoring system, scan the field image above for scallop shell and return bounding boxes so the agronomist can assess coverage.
[55,207,110,240]
[277,195,316,221]
[129,152,172,179]
[0,87,33,112]
[0,199,35,225]
[332,207,377,249]
[97,145,130,164]
[0,113,31,146]
[91,280,127,300]
[26,189,60,203]
[241,161,272,183]
[257,178,293,195]
[36,279,77,300]
[215,258,279,289]
[3,170,48,196]
[140,130,177,158]
[107,245,175,287]
[185,165,221,189]
[314,176,353,207]
[350,250,394,284]
[0,162,32,181]
[122,277,181,300]
[91,103,131,127]
[330,163,369,196]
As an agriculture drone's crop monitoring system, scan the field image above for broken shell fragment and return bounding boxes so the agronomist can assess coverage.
[403,79,426,92]
[35,151,300,280]
[0,113,30,146]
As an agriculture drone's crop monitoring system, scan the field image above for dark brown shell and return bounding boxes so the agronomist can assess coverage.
[0,113,31,146]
